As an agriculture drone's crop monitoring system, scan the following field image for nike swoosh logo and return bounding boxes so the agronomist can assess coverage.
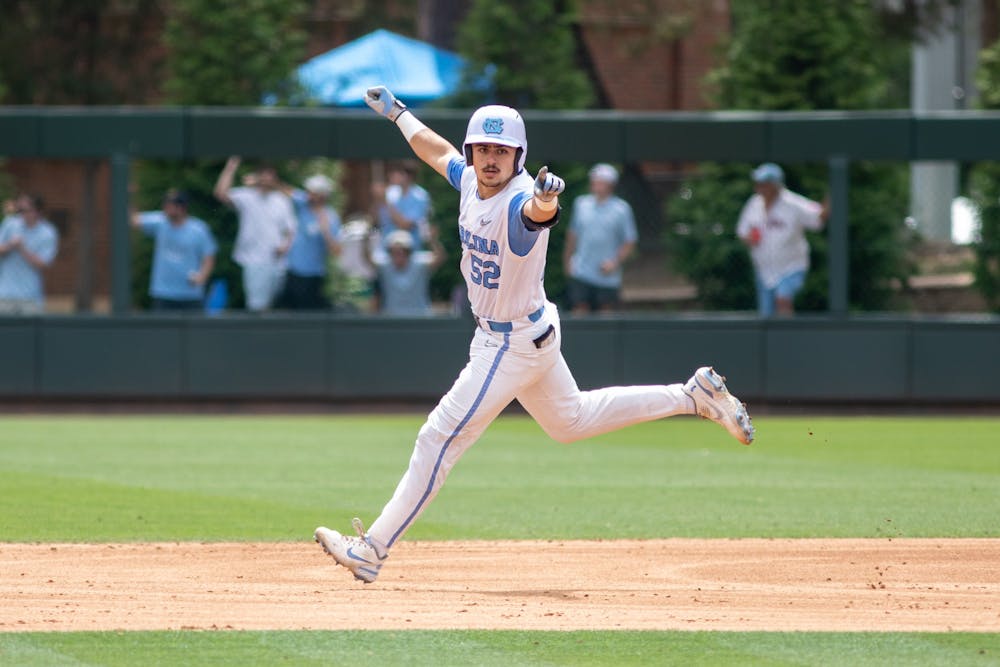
[694,375,718,396]
[346,547,374,564]
[692,376,725,420]
[479,219,491,226]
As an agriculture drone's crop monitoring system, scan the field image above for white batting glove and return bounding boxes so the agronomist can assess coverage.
[533,166,565,202]
[365,86,407,122]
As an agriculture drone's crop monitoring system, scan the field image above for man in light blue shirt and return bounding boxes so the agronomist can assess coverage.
[0,194,59,314]
[564,163,638,314]
[374,228,445,316]
[373,160,431,254]
[132,189,217,311]
[277,174,342,310]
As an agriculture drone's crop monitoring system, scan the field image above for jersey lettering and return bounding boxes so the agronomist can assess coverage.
[459,226,499,256]
[457,165,547,321]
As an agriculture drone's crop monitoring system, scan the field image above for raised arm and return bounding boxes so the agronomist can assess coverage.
[364,86,460,180]
[426,225,446,271]
[213,156,241,206]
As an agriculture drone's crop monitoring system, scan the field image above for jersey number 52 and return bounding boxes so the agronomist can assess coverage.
[470,255,500,289]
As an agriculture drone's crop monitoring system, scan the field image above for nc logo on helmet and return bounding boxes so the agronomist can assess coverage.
[482,118,504,135]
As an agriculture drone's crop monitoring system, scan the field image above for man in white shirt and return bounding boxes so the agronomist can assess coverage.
[214,157,296,312]
[736,163,828,317]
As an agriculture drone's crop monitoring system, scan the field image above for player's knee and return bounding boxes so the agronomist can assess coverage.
[534,405,589,443]
[415,421,449,449]
[539,423,582,444]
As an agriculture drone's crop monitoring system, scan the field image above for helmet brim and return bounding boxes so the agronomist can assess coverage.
[464,135,522,149]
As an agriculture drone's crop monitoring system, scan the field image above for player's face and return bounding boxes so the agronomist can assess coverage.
[471,143,516,191]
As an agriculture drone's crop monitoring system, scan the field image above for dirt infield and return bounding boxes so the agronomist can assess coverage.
[2,539,998,633]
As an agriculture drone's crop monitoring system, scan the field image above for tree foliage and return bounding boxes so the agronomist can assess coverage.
[163,0,308,106]
[666,0,915,312]
[968,40,1000,312]
[451,0,594,110]
[711,1,889,111]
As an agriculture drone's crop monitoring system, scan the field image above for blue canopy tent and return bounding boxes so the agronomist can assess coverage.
[296,29,480,107]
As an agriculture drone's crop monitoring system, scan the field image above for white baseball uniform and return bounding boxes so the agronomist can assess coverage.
[365,156,694,552]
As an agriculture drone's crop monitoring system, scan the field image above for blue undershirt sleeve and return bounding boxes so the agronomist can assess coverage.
[446,157,465,191]
[507,191,541,257]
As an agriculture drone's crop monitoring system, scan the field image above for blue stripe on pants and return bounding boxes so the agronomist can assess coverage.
[387,333,510,547]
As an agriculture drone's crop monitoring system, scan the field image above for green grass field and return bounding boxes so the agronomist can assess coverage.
[1,413,999,665]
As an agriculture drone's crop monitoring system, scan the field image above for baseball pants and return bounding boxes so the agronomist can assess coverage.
[367,303,693,552]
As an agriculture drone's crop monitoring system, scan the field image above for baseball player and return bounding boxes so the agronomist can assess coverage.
[315,86,755,583]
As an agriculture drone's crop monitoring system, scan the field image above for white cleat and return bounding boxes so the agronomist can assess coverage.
[683,366,755,445]
[314,518,387,583]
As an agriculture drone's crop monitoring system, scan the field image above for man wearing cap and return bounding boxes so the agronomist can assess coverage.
[564,163,638,314]
[373,227,445,316]
[131,189,217,311]
[276,174,342,310]
[737,163,828,317]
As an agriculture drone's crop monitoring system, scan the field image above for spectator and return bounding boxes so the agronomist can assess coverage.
[373,160,431,253]
[214,156,296,312]
[276,174,342,310]
[336,212,379,313]
[736,162,828,317]
[373,227,445,316]
[131,189,217,312]
[0,194,59,314]
[563,163,638,314]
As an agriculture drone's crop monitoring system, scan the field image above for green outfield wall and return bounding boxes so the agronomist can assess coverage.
[1,315,997,403]
[3,107,1000,161]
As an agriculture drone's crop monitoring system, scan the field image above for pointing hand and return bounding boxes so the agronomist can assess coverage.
[533,166,565,203]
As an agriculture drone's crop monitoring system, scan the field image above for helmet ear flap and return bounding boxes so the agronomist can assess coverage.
[464,144,473,165]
